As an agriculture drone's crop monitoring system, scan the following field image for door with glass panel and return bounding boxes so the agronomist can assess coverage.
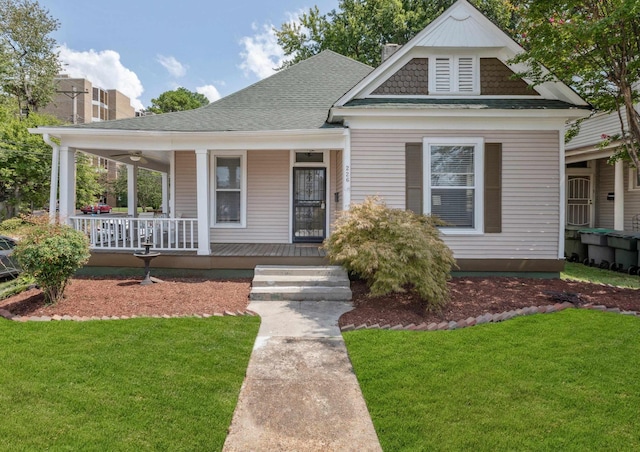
[293,168,326,242]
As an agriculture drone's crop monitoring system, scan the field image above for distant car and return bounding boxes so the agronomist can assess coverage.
[0,235,20,279]
[80,203,112,214]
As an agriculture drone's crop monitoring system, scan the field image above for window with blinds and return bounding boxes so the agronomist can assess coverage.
[424,138,484,233]
[430,56,477,94]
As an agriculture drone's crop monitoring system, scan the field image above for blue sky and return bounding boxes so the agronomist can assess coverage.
[45,0,339,110]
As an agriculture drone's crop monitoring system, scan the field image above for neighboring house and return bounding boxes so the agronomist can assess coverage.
[32,0,589,274]
[565,104,640,232]
[41,75,136,206]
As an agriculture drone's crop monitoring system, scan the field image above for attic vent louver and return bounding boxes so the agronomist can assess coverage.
[458,57,474,92]
[435,58,451,92]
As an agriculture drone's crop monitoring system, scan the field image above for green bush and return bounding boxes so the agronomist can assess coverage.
[13,224,90,305]
[324,196,456,311]
[0,217,24,232]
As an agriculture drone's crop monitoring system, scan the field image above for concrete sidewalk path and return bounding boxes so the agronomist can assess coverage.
[223,300,382,452]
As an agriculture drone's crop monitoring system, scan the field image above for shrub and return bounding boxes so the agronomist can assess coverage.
[324,196,456,311]
[0,217,24,232]
[13,223,90,305]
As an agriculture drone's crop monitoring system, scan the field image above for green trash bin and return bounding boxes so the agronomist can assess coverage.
[565,227,587,262]
[606,231,640,273]
[579,228,615,268]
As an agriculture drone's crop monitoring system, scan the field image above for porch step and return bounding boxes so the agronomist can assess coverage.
[250,265,352,301]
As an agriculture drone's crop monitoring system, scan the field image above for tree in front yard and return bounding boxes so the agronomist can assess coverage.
[324,196,456,311]
[14,223,90,304]
[512,0,640,167]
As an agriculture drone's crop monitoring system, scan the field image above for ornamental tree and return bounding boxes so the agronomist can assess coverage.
[323,196,456,311]
[512,0,640,167]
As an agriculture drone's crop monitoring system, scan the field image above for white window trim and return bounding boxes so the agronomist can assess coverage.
[210,150,247,228]
[423,137,484,235]
[428,55,479,95]
[628,168,640,191]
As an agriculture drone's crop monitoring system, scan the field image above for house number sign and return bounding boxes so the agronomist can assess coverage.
[345,165,350,183]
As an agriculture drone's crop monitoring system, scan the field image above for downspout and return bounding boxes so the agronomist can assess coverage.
[43,134,59,224]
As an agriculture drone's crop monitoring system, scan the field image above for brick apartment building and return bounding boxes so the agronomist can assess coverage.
[41,75,136,206]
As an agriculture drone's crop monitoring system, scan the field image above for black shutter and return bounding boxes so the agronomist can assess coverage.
[484,143,502,233]
[406,143,423,214]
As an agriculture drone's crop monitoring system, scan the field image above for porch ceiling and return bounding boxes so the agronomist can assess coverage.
[83,148,170,173]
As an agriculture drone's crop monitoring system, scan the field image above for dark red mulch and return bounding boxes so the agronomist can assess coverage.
[340,277,640,327]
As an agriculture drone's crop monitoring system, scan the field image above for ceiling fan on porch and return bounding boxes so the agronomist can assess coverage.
[110,151,149,164]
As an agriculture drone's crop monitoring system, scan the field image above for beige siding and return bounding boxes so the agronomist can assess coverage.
[174,151,199,241]
[174,151,198,218]
[594,158,640,230]
[350,129,561,259]
[595,159,614,229]
[330,150,343,230]
[212,150,290,243]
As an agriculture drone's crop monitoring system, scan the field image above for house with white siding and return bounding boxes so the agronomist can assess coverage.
[565,104,640,233]
[32,0,589,274]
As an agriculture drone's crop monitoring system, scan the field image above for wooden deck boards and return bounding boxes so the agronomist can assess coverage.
[210,243,325,257]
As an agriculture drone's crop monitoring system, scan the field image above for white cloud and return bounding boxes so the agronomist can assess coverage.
[156,54,188,78]
[239,22,287,79]
[58,44,144,110]
[196,84,221,102]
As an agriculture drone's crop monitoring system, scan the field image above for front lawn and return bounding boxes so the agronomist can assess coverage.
[562,261,640,289]
[345,309,640,451]
[0,316,259,451]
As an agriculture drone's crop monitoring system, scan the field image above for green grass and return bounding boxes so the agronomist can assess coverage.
[0,316,259,451]
[345,310,640,451]
[562,262,640,289]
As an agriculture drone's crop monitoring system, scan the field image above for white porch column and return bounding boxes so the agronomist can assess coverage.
[614,159,625,230]
[43,134,59,223]
[195,149,211,255]
[58,146,76,224]
[127,164,137,217]
[342,129,351,210]
[161,172,169,214]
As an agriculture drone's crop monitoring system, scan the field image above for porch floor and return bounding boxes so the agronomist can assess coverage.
[211,243,326,257]
[87,243,328,270]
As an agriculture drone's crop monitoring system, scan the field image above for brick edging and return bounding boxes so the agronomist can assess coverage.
[340,303,640,332]
[0,309,259,322]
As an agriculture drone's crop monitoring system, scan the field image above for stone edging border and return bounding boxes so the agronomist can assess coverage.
[340,302,640,332]
[0,309,259,322]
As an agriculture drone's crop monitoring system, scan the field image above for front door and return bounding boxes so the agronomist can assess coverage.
[567,175,593,227]
[293,168,326,242]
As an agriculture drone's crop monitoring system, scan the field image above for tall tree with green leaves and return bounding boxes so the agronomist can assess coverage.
[146,87,210,114]
[113,166,163,211]
[75,153,104,209]
[0,111,60,217]
[0,0,61,114]
[275,0,517,68]
[0,107,104,219]
[511,0,640,167]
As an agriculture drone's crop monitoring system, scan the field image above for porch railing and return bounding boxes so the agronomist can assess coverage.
[71,216,197,251]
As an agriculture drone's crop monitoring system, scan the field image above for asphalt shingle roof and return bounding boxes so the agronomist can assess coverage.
[342,98,590,110]
[67,51,373,132]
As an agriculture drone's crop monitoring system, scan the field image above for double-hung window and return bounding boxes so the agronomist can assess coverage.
[212,151,246,227]
[424,137,483,233]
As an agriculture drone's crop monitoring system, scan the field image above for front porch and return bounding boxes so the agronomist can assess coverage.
[87,242,328,270]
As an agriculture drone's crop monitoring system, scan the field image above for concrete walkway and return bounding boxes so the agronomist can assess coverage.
[223,300,382,452]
